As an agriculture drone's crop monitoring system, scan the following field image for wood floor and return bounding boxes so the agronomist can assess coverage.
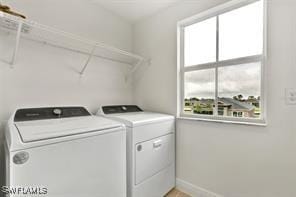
[165,188,191,197]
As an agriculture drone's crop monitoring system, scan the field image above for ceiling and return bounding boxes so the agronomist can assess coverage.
[91,0,183,23]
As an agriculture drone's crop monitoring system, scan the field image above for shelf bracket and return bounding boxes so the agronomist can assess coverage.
[80,45,96,75]
[11,21,23,67]
[130,58,144,75]
[125,58,143,82]
[125,58,150,82]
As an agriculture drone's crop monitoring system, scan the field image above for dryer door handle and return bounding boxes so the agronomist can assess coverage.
[153,140,162,148]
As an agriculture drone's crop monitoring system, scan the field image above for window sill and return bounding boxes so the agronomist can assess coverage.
[177,115,267,127]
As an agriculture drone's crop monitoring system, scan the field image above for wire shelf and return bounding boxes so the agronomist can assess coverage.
[0,11,147,77]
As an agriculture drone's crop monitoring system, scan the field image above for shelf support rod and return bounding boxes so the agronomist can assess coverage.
[125,58,145,82]
[130,58,144,75]
[11,21,23,66]
[80,45,96,75]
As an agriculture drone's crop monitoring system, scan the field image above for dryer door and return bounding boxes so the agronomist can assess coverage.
[135,133,174,185]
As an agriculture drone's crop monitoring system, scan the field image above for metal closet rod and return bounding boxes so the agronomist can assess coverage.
[30,21,143,60]
[22,34,138,66]
[20,17,143,60]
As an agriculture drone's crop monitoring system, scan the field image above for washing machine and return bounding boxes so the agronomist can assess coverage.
[97,105,175,197]
[4,106,126,197]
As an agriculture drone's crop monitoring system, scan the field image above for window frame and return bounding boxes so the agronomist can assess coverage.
[177,0,267,126]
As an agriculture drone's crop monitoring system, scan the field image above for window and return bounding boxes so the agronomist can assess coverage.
[233,112,243,117]
[178,0,266,124]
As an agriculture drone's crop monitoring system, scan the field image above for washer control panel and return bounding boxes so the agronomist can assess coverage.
[14,107,91,122]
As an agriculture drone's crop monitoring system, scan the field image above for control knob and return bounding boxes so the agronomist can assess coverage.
[53,108,62,116]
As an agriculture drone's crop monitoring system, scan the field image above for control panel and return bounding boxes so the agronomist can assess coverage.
[102,105,143,114]
[14,107,91,122]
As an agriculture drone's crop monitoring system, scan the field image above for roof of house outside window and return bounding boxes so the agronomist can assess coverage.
[218,97,255,111]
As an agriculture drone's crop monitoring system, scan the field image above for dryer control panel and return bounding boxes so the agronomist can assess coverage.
[102,105,143,114]
[14,107,91,122]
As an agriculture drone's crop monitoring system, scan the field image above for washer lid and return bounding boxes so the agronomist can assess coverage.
[106,112,174,127]
[15,116,122,143]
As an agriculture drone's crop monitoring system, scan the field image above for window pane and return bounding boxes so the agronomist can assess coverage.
[184,17,216,66]
[219,0,263,60]
[184,69,215,115]
[217,62,261,118]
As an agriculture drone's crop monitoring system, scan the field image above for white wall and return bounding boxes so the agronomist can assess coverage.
[4,0,132,51]
[133,0,296,196]
[0,0,133,191]
[0,0,133,121]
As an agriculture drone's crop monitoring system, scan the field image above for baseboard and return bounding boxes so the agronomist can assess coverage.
[176,178,223,197]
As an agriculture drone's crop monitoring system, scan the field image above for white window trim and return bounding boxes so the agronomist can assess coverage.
[177,0,267,126]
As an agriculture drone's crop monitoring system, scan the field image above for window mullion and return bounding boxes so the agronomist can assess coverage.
[214,15,219,116]
[180,27,185,117]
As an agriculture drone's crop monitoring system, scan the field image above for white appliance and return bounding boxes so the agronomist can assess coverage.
[4,106,126,197]
[98,105,175,197]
